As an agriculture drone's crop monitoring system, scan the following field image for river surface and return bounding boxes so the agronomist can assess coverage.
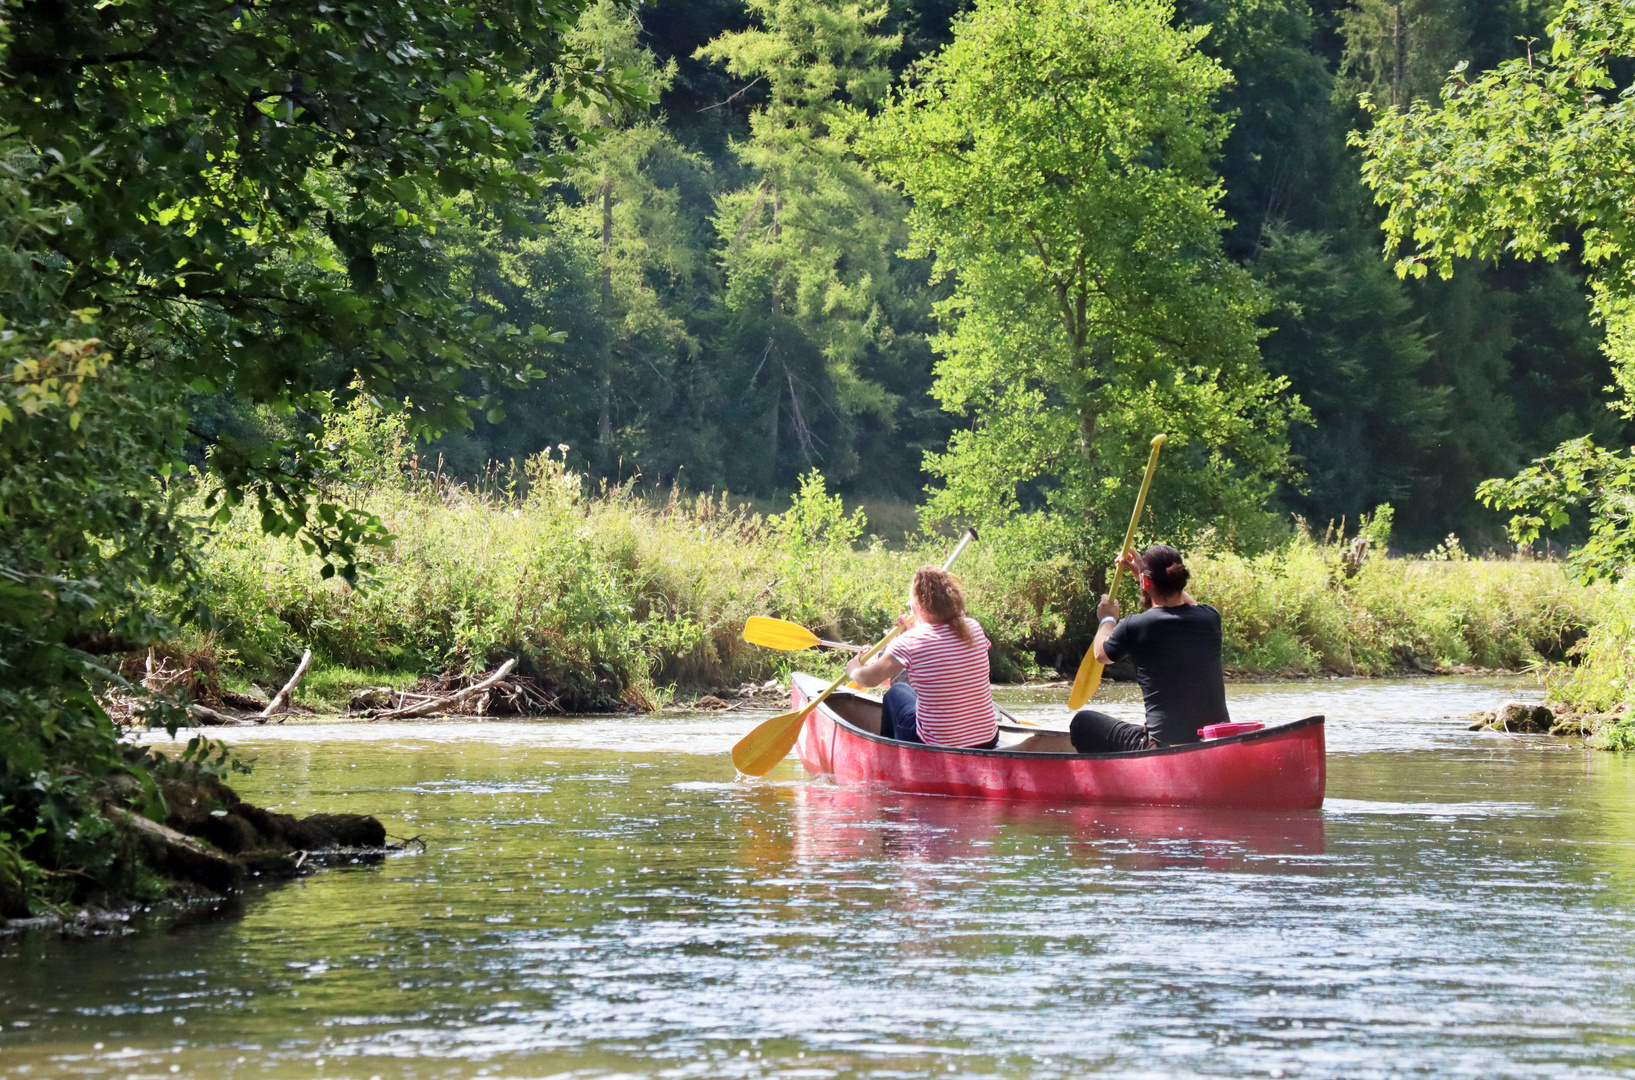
[3,677,1635,1079]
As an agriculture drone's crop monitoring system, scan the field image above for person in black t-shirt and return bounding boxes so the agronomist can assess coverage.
[1067,544,1231,753]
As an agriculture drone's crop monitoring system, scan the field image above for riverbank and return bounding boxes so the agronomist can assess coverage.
[155,457,1597,717]
[0,736,396,931]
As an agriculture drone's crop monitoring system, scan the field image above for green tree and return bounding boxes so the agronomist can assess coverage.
[1356,0,1635,544]
[1357,0,1635,416]
[697,0,908,487]
[1357,0,1635,709]
[1336,0,1472,110]
[0,0,641,569]
[0,0,631,910]
[562,2,711,471]
[859,0,1302,569]
[1254,228,1444,527]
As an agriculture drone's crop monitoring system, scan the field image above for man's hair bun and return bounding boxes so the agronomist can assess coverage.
[1137,544,1190,593]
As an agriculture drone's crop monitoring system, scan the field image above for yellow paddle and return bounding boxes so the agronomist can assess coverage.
[731,528,979,777]
[742,616,862,653]
[1067,433,1168,711]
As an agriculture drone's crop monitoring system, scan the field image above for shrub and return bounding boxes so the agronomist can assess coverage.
[182,457,1601,706]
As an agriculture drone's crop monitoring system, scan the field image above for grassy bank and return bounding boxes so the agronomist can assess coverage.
[168,457,1597,714]
[1541,581,1635,749]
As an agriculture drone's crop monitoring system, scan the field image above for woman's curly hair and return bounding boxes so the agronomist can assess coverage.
[910,565,972,642]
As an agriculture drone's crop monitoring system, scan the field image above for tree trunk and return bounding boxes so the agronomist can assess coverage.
[1392,3,1406,109]
[597,178,614,464]
[767,378,780,489]
[767,183,782,486]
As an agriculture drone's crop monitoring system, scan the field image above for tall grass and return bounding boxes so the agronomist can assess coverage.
[1193,542,1590,676]
[179,453,1600,712]
[1543,578,1635,747]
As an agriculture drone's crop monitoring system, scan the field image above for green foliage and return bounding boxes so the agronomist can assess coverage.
[1254,229,1445,525]
[1191,532,1587,674]
[1355,0,1635,419]
[322,385,414,495]
[191,455,910,710]
[1550,576,1635,722]
[1478,436,1635,582]
[700,0,908,483]
[1,0,641,571]
[1594,720,1635,752]
[857,0,1302,576]
[369,0,1615,547]
[1337,0,1472,110]
[0,319,187,913]
[0,0,630,914]
[561,2,710,469]
[186,430,1597,709]
[1354,0,1635,714]
[770,470,868,556]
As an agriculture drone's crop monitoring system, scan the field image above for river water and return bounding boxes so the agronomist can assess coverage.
[3,677,1634,1079]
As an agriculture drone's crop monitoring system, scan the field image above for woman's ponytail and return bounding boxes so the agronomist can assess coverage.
[1137,544,1190,594]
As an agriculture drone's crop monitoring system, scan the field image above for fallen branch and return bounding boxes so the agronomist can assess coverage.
[188,703,246,726]
[369,659,518,721]
[261,648,313,723]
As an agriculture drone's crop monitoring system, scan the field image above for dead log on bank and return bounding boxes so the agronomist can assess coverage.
[188,703,251,726]
[260,648,313,723]
[367,658,518,721]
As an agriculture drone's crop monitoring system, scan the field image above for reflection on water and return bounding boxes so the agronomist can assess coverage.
[2,677,1634,1079]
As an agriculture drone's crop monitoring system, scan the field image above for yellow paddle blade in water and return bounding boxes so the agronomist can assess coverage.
[730,705,813,776]
[742,616,822,652]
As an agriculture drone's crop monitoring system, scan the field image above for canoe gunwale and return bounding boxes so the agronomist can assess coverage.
[793,673,1324,762]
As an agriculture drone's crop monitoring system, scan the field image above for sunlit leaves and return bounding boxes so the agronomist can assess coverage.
[857,0,1301,568]
[1,0,640,574]
[1356,0,1635,577]
[1478,437,1635,581]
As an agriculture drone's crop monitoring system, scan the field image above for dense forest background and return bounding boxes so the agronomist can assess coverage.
[215,0,1626,553]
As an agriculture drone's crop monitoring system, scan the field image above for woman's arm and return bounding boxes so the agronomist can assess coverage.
[846,651,904,689]
[1092,594,1120,665]
[845,612,911,688]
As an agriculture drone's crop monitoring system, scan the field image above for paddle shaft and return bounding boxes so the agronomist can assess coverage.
[1068,434,1167,710]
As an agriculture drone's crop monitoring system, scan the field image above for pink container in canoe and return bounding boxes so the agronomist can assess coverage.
[1199,722,1265,740]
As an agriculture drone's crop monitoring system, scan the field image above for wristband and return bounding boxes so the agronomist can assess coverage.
[1099,616,1116,627]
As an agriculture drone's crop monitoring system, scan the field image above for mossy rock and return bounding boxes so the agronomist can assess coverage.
[1469,701,1554,733]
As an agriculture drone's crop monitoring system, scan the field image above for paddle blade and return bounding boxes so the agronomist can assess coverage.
[731,706,810,777]
[1067,655,1105,711]
[742,616,822,652]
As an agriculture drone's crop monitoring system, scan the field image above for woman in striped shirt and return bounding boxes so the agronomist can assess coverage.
[844,566,999,749]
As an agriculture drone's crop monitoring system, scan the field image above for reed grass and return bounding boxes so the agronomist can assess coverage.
[176,453,1601,712]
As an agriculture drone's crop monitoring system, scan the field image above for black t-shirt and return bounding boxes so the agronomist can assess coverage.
[1102,603,1230,745]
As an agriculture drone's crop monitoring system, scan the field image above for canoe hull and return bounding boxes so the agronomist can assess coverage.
[791,674,1325,810]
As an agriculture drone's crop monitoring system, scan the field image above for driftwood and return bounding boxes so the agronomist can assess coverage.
[368,659,518,721]
[260,648,313,723]
[188,703,250,726]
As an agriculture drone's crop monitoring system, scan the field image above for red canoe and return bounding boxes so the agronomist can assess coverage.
[790,673,1325,810]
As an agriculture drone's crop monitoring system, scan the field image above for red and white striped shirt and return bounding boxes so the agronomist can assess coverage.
[887,617,996,747]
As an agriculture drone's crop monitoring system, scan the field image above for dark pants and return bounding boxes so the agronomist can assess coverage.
[880,683,999,749]
[881,683,923,743]
[1069,709,1158,754]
